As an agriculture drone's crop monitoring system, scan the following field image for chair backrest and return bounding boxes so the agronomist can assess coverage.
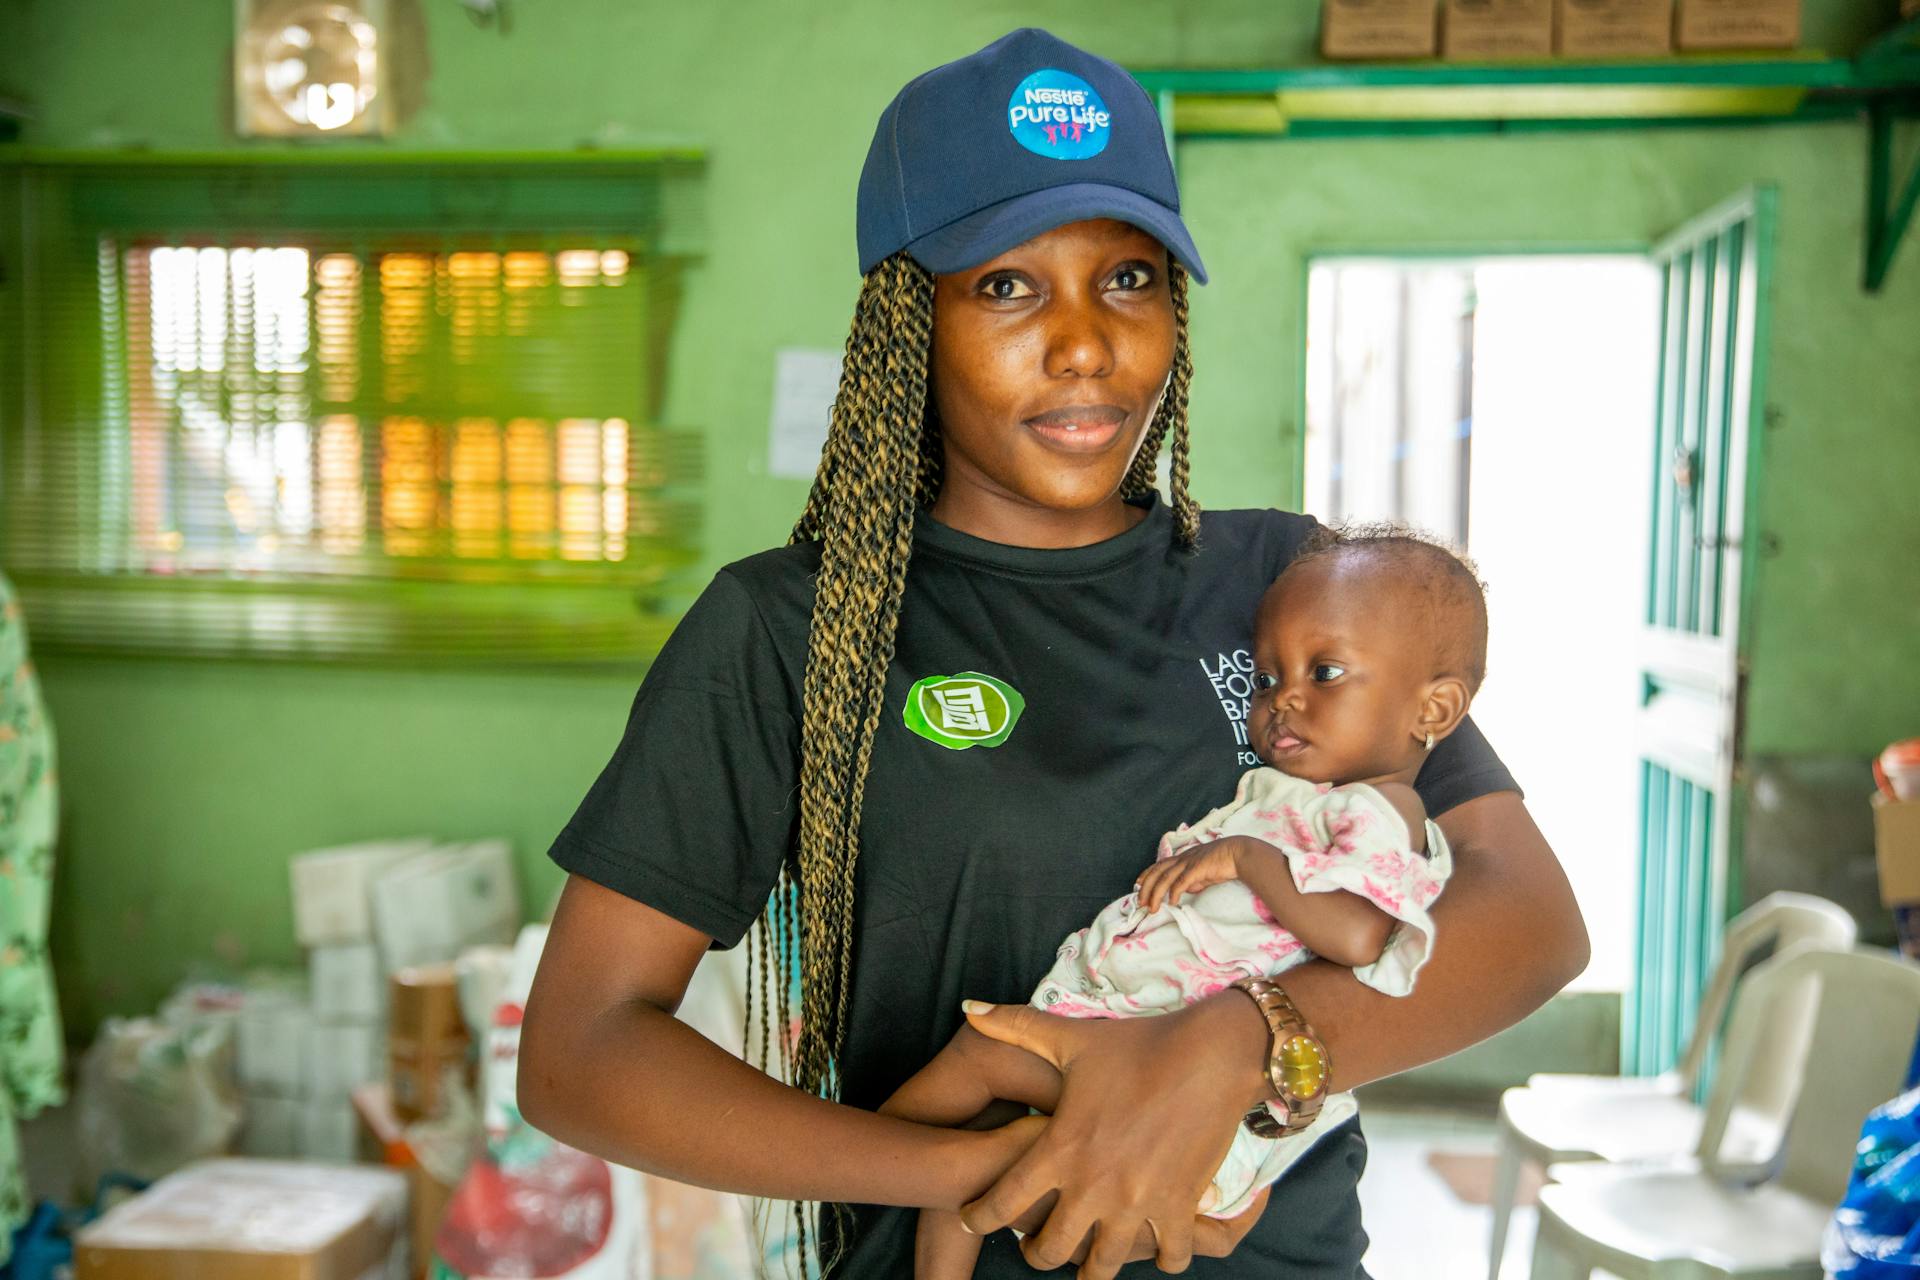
[1674,891,1858,1101]
[1699,945,1920,1206]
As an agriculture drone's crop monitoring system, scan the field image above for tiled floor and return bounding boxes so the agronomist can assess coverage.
[1358,1102,1539,1280]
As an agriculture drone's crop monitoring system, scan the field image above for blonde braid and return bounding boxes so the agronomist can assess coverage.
[744,250,1196,1277]
[1120,261,1199,544]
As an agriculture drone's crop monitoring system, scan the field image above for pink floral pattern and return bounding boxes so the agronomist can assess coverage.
[1022,768,1453,1222]
[1028,767,1451,1021]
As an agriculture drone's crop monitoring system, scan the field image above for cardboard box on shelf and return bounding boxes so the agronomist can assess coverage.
[1674,0,1800,49]
[73,1158,405,1280]
[1443,0,1554,57]
[370,840,521,972]
[1322,0,1439,59]
[311,942,385,1022]
[1875,795,1920,906]
[290,838,434,948]
[1556,0,1673,55]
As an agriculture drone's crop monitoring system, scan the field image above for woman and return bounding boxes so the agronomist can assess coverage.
[520,27,1587,1279]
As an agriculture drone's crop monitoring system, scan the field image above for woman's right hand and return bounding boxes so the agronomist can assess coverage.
[1001,1186,1273,1268]
[954,995,1273,1279]
[969,1115,1270,1267]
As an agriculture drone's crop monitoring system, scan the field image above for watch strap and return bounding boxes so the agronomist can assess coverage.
[1232,977,1329,1139]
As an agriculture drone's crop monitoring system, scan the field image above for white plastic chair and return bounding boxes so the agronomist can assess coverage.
[1486,892,1855,1278]
[1529,945,1920,1279]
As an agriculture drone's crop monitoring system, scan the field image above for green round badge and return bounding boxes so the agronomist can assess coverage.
[902,672,1025,750]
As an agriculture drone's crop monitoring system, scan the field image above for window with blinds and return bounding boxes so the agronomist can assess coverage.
[0,161,704,663]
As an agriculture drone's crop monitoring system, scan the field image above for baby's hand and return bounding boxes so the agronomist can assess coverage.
[1134,836,1248,912]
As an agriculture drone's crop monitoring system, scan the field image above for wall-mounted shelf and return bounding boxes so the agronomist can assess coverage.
[1135,14,1920,290]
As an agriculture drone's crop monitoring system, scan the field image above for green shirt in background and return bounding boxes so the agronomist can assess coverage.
[0,573,66,1260]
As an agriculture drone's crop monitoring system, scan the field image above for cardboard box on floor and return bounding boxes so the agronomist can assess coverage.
[73,1159,405,1280]
[1444,0,1554,57]
[1675,0,1800,49]
[1875,795,1920,907]
[1557,0,1673,55]
[1323,0,1439,59]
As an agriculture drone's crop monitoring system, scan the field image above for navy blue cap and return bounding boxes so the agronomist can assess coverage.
[856,28,1207,284]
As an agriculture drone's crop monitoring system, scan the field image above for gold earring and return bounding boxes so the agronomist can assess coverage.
[1423,732,1434,750]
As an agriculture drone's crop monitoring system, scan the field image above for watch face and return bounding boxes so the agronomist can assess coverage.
[1277,1034,1328,1100]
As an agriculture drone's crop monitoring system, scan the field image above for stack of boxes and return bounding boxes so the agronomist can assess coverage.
[236,837,521,1162]
[1320,0,1812,59]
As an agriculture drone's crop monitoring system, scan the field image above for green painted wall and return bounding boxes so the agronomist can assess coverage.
[5,0,1917,1035]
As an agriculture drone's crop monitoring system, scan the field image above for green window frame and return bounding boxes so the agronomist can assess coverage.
[0,158,704,665]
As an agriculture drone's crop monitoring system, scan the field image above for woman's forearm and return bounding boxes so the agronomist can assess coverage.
[518,997,994,1210]
[1268,791,1588,1091]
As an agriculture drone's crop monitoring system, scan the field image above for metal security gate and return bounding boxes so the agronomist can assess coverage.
[1623,188,1776,1077]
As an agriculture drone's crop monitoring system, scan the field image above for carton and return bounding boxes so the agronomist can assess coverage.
[388,963,471,1122]
[235,991,312,1094]
[73,1159,405,1280]
[1322,0,1440,59]
[1557,0,1674,55]
[312,942,386,1022]
[369,840,521,972]
[1674,0,1800,49]
[1443,0,1555,57]
[388,1039,471,1123]
[238,1093,301,1159]
[390,964,464,1046]
[300,1097,359,1163]
[309,1018,385,1099]
[290,839,434,947]
[1875,795,1920,907]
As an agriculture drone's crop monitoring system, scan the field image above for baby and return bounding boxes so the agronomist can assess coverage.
[876,523,1490,1278]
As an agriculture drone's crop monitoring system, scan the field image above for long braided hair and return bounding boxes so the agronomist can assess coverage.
[745,248,1198,1275]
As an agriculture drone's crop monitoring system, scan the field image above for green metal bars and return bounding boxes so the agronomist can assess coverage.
[1624,189,1774,1078]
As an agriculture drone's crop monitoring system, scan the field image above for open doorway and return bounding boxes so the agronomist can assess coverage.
[1303,254,1663,993]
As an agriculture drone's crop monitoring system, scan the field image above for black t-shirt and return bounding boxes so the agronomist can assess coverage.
[549,494,1518,1278]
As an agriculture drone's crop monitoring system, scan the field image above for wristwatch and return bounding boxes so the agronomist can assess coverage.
[1231,977,1330,1139]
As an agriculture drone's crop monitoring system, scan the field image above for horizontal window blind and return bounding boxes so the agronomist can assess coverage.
[1,161,705,664]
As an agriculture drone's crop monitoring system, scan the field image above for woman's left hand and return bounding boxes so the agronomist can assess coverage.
[956,993,1272,1278]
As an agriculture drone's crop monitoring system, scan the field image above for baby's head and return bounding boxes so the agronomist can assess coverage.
[1249,523,1488,787]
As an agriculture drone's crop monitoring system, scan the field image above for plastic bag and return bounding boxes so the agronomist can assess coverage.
[431,925,757,1280]
[74,1015,243,1185]
[1825,1085,1920,1277]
